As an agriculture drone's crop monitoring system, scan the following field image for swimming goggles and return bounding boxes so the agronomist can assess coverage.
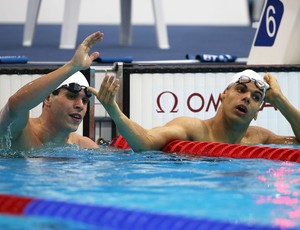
[237,76,268,93]
[61,83,92,98]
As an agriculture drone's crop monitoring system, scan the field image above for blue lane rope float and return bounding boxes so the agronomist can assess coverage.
[110,136,300,163]
[0,194,292,230]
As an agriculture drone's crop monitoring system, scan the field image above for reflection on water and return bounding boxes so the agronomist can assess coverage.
[256,162,300,228]
[0,145,300,229]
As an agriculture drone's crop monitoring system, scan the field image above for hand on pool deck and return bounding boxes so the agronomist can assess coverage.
[95,70,300,152]
[0,31,104,150]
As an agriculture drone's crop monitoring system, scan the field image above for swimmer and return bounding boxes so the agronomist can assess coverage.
[90,69,300,152]
[0,31,104,150]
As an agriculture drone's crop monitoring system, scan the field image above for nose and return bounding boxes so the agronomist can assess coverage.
[242,92,251,104]
[74,98,84,111]
[242,97,250,104]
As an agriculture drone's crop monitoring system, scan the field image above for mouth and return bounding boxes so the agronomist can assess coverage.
[235,104,248,115]
[69,113,82,122]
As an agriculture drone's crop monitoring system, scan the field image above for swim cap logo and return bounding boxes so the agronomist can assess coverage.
[254,0,284,46]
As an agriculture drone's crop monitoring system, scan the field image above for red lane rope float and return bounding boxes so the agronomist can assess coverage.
[110,135,131,149]
[0,194,33,215]
[110,136,300,163]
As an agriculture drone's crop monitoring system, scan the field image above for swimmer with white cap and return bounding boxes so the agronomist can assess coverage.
[54,71,92,98]
[0,31,104,150]
[226,69,270,99]
[56,71,89,89]
[91,69,300,152]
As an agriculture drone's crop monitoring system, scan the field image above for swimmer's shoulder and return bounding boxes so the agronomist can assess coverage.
[243,126,277,144]
[69,132,99,149]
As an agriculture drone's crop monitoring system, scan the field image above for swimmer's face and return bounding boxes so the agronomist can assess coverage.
[48,88,89,132]
[222,81,263,123]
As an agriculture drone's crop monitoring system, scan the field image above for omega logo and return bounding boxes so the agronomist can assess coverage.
[156,91,276,113]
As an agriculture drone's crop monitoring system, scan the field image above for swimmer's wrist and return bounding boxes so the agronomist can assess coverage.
[271,94,288,110]
[62,61,81,74]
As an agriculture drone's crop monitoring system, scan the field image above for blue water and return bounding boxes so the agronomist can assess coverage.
[1,145,300,229]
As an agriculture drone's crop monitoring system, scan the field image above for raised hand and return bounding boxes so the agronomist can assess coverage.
[263,73,284,105]
[89,72,120,108]
[70,31,104,71]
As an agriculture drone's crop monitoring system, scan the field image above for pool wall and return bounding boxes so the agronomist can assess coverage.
[1,64,300,142]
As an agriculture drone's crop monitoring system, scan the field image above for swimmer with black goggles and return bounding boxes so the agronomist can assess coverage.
[54,71,92,98]
[60,83,92,98]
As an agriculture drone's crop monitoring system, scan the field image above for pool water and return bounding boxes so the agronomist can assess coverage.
[0,145,300,229]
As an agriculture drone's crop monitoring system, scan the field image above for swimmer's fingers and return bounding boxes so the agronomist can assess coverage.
[107,81,120,105]
[89,51,100,62]
[102,77,120,104]
[81,31,104,50]
[71,31,104,70]
[91,73,120,105]
[99,74,114,103]
[99,73,113,96]
[87,86,98,96]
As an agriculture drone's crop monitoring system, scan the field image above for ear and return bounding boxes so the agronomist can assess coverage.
[43,95,52,107]
[220,89,227,101]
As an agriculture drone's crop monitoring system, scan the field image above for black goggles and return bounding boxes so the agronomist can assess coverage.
[61,83,92,98]
[237,76,267,92]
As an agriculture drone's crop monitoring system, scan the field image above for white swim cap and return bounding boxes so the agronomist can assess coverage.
[227,69,269,95]
[56,71,89,90]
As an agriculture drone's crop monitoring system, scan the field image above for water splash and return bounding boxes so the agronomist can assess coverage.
[0,124,12,150]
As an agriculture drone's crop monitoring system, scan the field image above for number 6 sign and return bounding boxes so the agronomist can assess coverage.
[254,0,284,46]
[248,0,300,64]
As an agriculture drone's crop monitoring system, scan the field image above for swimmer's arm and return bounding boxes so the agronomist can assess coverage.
[265,96,300,144]
[0,65,82,138]
[264,73,300,143]
[0,104,28,137]
[7,31,103,115]
[248,126,298,144]
[0,32,103,137]
[89,74,190,151]
[112,113,190,152]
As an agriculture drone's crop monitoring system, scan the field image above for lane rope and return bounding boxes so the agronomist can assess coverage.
[0,194,286,230]
[110,136,300,163]
[1,137,299,229]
